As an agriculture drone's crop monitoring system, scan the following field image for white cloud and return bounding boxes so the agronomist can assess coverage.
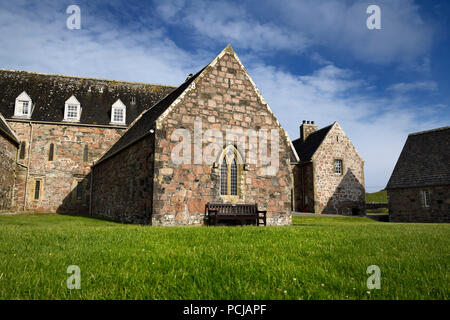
[155,0,309,53]
[0,1,205,85]
[262,0,434,65]
[247,63,448,192]
[156,0,434,65]
[387,81,438,93]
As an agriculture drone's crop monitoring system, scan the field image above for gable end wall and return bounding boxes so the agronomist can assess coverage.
[152,51,293,225]
[312,123,365,214]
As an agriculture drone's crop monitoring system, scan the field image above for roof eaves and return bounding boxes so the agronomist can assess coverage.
[0,112,20,145]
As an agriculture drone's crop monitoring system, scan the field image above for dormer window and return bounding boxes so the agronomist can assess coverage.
[14,91,33,118]
[64,96,81,122]
[110,99,126,125]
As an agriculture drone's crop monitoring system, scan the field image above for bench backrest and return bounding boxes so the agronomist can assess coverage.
[207,203,258,215]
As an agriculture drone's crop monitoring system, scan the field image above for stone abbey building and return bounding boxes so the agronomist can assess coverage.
[0,65,174,215]
[386,126,449,222]
[0,45,365,225]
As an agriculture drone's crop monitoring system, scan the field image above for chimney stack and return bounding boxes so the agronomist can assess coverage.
[300,120,318,142]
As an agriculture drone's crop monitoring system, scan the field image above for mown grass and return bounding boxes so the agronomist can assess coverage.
[0,213,448,300]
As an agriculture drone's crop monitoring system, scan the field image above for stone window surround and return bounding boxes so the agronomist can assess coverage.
[422,189,431,208]
[71,178,86,203]
[29,176,45,202]
[333,158,344,175]
[218,145,244,200]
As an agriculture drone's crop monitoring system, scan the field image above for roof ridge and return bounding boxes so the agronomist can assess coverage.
[408,126,450,137]
[0,68,177,88]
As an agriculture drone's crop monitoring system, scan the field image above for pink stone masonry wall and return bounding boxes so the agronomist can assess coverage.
[312,123,365,214]
[7,121,124,213]
[0,133,17,211]
[91,134,155,224]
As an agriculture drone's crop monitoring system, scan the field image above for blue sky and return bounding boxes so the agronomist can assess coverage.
[1,0,449,192]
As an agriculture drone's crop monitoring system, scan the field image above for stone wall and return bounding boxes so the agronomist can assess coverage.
[312,123,365,214]
[91,134,155,224]
[388,186,450,222]
[0,133,17,211]
[152,50,293,225]
[7,121,124,213]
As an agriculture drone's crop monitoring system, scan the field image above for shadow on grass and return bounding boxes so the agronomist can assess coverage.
[56,211,130,226]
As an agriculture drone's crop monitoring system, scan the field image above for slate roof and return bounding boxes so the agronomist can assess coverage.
[386,126,450,189]
[0,112,19,145]
[0,69,175,126]
[96,67,206,164]
[292,124,333,162]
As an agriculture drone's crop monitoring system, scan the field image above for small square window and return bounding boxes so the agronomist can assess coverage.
[113,108,124,123]
[67,105,78,119]
[334,159,342,175]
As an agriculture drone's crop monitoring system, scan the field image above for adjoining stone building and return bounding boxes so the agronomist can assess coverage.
[91,45,296,226]
[0,113,19,212]
[0,69,174,213]
[291,121,365,215]
[386,126,450,223]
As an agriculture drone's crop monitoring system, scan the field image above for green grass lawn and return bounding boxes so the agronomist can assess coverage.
[0,213,448,300]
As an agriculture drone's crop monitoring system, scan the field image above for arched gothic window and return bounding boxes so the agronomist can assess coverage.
[219,146,241,197]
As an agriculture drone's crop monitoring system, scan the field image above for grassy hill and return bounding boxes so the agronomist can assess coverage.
[0,213,448,300]
[366,190,388,203]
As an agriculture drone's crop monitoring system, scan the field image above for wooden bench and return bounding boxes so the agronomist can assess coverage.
[205,203,267,226]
